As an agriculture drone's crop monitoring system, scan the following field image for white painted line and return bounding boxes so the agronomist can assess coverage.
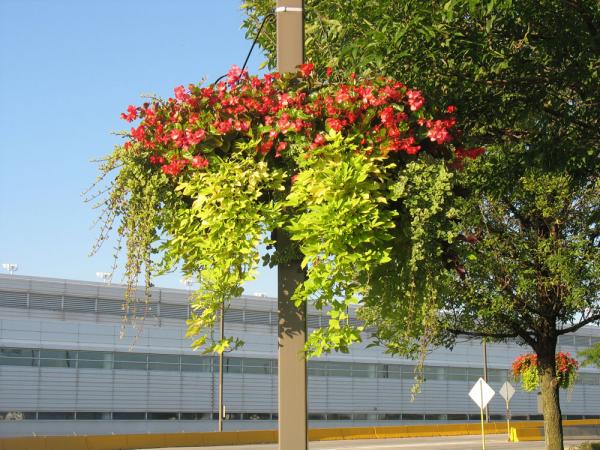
[325,438,507,450]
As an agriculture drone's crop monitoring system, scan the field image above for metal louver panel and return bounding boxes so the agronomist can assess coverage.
[224,308,244,324]
[97,298,123,315]
[307,315,321,329]
[0,290,28,309]
[29,293,62,311]
[159,303,188,320]
[243,310,270,325]
[63,296,96,313]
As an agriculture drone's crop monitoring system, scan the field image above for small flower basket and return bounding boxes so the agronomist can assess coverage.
[511,352,578,392]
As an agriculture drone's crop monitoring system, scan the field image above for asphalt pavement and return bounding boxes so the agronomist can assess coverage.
[139,434,589,450]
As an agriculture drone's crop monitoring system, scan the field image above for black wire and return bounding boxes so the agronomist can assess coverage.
[214,12,276,85]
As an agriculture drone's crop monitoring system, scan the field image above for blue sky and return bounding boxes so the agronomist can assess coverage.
[0,0,277,295]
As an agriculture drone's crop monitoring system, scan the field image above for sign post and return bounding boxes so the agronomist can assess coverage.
[469,377,495,450]
[499,381,515,440]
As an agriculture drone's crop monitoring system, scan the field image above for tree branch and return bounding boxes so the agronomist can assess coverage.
[557,314,600,335]
[543,106,597,132]
[447,328,517,340]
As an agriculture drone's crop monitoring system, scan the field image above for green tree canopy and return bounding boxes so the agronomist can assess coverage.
[242,1,599,449]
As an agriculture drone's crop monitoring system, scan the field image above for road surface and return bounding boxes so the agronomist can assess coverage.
[140,434,588,450]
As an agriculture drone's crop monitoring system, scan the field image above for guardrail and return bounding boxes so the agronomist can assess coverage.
[2,419,599,449]
[509,419,600,442]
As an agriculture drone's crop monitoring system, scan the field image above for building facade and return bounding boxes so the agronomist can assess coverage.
[0,274,599,437]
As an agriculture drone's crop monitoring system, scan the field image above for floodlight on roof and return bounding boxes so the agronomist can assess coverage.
[2,263,18,275]
[180,277,193,289]
[96,272,112,284]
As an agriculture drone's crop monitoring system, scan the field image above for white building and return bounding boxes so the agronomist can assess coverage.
[0,274,598,437]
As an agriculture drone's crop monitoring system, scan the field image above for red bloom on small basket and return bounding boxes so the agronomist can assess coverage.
[512,352,578,391]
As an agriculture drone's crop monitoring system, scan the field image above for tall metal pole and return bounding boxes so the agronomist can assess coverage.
[483,338,489,422]
[276,3,307,448]
[276,231,307,450]
[218,301,224,432]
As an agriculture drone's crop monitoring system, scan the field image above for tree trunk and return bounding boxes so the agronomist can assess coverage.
[538,346,564,450]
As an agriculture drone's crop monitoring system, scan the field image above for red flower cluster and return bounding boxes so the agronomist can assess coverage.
[118,65,483,177]
[512,352,578,377]
[555,352,579,374]
[512,353,538,377]
[455,146,485,160]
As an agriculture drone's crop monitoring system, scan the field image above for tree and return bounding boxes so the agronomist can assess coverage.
[240,1,600,449]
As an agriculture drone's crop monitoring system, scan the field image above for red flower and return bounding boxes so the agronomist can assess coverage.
[313,134,326,146]
[278,113,292,132]
[234,120,250,132]
[380,106,396,126]
[161,157,187,176]
[298,63,314,77]
[227,65,245,85]
[427,120,452,144]
[191,155,209,169]
[174,85,189,102]
[260,139,274,155]
[149,154,165,165]
[214,119,233,134]
[326,118,345,132]
[275,141,287,157]
[326,67,333,77]
[455,147,485,160]
[130,125,145,142]
[185,129,206,146]
[170,129,186,147]
[447,105,457,114]
[406,90,425,112]
[120,105,138,122]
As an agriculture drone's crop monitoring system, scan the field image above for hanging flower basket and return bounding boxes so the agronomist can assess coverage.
[512,352,578,392]
[94,64,484,355]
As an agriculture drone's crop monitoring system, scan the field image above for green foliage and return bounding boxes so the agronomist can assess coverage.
[520,366,541,392]
[173,154,285,350]
[580,343,600,368]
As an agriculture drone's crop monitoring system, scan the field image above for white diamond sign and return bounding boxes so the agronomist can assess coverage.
[499,381,515,403]
[469,377,495,409]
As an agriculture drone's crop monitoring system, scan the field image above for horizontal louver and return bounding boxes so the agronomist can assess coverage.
[307,315,321,329]
[0,290,27,308]
[63,296,96,313]
[159,303,188,320]
[29,293,62,311]
[97,299,123,315]
[244,310,270,326]
[225,309,244,323]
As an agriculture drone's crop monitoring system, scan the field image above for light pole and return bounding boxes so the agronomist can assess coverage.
[218,301,225,432]
[276,3,307,449]
[181,277,225,432]
[483,338,490,422]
